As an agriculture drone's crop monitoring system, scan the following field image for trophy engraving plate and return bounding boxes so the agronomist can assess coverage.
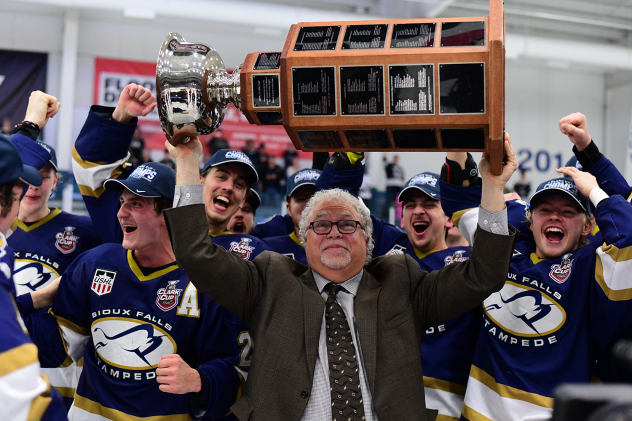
[253,52,282,70]
[292,67,337,116]
[341,24,389,50]
[345,130,390,148]
[389,64,434,115]
[294,26,341,51]
[441,21,485,47]
[390,23,436,49]
[256,111,283,125]
[297,130,343,149]
[252,74,281,108]
[340,66,385,116]
[392,129,438,149]
[439,63,485,114]
[441,128,486,149]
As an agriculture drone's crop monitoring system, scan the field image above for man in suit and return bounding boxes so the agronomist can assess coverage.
[163,136,519,421]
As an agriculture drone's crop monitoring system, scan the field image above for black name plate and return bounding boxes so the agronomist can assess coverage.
[253,52,282,70]
[297,130,343,149]
[390,23,436,49]
[389,64,434,115]
[342,24,389,50]
[292,67,337,116]
[294,26,341,51]
[252,74,280,108]
[441,21,485,47]
[340,66,384,116]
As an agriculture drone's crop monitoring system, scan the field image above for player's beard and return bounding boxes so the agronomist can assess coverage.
[320,248,351,270]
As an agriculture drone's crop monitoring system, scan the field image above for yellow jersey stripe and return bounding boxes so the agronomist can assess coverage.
[0,343,39,377]
[451,208,473,229]
[469,365,553,408]
[423,376,466,396]
[50,309,90,336]
[73,394,192,421]
[462,404,494,421]
[127,250,179,282]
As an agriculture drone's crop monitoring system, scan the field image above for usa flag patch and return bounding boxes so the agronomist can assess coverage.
[91,269,117,296]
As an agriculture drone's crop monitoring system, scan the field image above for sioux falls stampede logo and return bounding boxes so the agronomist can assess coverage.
[549,253,573,284]
[229,237,255,260]
[55,226,79,254]
[444,250,468,266]
[156,280,183,312]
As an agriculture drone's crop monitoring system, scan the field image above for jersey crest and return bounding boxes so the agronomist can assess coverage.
[156,280,183,312]
[229,237,255,260]
[91,269,117,296]
[386,244,406,255]
[444,250,468,266]
[549,253,573,284]
[55,226,79,254]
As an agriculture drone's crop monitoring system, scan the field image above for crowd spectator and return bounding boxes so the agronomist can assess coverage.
[1,117,12,135]
[128,126,145,165]
[283,145,297,169]
[286,156,301,179]
[261,156,285,207]
[207,130,229,155]
[384,154,405,204]
[242,138,259,169]
[513,168,531,198]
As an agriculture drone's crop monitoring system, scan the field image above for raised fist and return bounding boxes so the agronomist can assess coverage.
[112,83,157,124]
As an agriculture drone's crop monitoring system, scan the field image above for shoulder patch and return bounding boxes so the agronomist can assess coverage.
[91,269,117,296]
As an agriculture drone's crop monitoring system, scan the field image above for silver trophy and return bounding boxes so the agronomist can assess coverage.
[156,32,242,145]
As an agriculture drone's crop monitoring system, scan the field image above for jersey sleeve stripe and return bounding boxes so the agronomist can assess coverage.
[452,208,477,245]
[0,343,39,377]
[72,146,128,198]
[423,376,466,395]
[461,404,494,421]
[50,309,90,336]
[26,375,53,421]
[73,393,193,421]
[595,244,632,301]
[435,414,460,421]
[469,365,554,409]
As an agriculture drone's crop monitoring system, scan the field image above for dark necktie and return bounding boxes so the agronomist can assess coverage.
[324,282,365,421]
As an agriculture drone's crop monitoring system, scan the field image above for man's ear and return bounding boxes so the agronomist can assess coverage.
[199,175,204,185]
[581,216,592,237]
[445,217,454,229]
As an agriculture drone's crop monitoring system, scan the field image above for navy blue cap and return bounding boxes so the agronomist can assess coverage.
[530,177,589,213]
[398,172,440,201]
[561,156,582,181]
[287,169,321,198]
[246,188,261,211]
[0,134,42,186]
[12,136,57,171]
[202,149,258,185]
[103,163,176,201]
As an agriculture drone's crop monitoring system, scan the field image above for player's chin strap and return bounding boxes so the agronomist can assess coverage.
[440,153,481,186]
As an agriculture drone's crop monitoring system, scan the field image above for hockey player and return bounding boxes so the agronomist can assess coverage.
[0,134,67,420]
[24,161,243,420]
[441,150,632,421]
[227,189,261,235]
[8,92,101,409]
[263,168,321,264]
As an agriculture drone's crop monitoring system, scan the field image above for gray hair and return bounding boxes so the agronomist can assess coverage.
[298,188,374,264]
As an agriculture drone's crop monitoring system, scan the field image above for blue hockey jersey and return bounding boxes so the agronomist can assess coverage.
[263,232,306,264]
[0,232,67,421]
[27,243,244,420]
[8,208,101,409]
[440,182,632,421]
[252,214,294,239]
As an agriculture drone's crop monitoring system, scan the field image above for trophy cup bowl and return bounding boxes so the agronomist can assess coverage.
[156,32,241,146]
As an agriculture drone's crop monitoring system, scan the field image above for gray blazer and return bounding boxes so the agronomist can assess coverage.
[164,204,517,421]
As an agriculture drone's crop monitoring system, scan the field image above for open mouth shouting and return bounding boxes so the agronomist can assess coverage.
[412,220,430,236]
[213,195,231,212]
[231,221,245,233]
[544,226,565,244]
[121,224,138,235]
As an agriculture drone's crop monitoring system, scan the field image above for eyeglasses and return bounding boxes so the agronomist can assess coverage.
[309,219,364,235]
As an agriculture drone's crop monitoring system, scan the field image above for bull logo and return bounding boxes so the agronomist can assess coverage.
[483,282,566,337]
[92,319,176,369]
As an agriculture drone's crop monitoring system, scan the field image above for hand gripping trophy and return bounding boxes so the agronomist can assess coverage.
[156,0,506,174]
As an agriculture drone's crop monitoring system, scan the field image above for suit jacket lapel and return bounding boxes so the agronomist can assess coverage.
[355,271,381,394]
[300,270,324,383]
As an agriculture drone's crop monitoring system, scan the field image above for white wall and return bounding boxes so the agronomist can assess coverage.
[1,4,630,197]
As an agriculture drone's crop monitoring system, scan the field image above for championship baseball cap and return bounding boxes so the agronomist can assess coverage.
[287,169,321,198]
[0,134,42,186]
[201,149,258,185]
[103,163,176,201]
[398,172,440,202]
[11,136,57,171]
[561,156,582,181]
[530,177,589,213]
[245,188,261,212]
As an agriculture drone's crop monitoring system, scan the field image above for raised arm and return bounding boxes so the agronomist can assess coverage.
[163,137,266,323]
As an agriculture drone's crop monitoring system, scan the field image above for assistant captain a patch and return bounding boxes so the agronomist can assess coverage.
[91,269,117,296]
[156,280,183,312]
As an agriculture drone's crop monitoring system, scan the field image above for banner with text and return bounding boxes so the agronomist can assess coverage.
[94,57,301,158]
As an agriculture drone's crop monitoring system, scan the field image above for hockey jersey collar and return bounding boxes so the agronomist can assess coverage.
[11,208,62,232]
[289,232,303,248]
[127,250,179,281]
